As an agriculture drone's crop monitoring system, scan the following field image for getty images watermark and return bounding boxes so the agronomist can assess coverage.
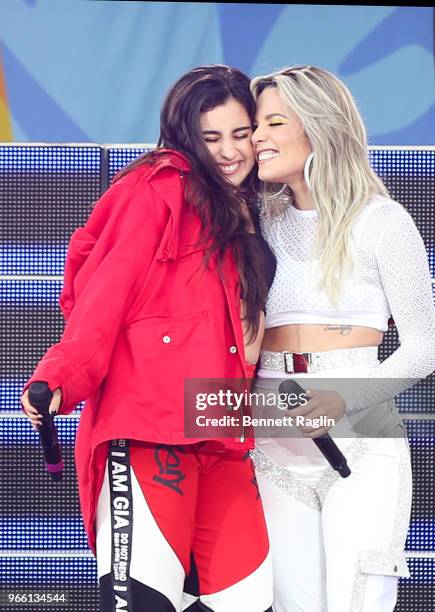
[184,379,335,440]
[194,387,335,430]
[183,377,428,439]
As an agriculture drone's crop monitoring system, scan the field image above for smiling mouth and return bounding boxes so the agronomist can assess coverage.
[220,162,242,174]
[257,151,279,163]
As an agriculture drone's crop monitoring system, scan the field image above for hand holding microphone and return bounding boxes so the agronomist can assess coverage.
[21,383,64,481]
[279,379,351,478]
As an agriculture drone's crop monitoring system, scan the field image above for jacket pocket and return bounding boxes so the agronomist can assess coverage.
[127,310,209,335]
[125,311,212,371]
[359,549,410,578]
[124,311,213,421]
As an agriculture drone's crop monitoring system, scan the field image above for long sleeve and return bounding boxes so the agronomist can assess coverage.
[341,203,435,414]
[25,171,168,413]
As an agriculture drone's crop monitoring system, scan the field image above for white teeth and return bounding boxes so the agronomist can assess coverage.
[258,151,279,161]
[221,162,239,173]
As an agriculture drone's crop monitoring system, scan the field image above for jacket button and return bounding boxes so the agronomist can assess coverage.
[229,345,237,354]
[162,335,171,344]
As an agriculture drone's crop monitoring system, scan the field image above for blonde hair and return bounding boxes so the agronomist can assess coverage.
[251,65,389,304]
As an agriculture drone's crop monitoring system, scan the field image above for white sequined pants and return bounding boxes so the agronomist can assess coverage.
[251,354,413,612]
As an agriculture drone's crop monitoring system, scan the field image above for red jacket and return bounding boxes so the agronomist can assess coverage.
[25,150,254,552]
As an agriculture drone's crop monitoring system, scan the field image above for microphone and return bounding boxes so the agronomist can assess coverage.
[28,382,64,482]
[278,379,351,478]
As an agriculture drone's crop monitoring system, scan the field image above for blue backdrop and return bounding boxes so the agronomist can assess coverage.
[0,2,433,145]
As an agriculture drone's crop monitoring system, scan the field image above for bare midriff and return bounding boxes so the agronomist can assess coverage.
[262,323,384,353]
[242,308,266,366]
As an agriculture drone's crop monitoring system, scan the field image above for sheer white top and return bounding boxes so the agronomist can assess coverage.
[259,194,435,413]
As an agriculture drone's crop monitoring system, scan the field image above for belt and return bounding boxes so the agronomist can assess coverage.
[259,346,378,374]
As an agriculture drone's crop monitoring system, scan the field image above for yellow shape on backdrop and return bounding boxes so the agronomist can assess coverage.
[0,51,13,141]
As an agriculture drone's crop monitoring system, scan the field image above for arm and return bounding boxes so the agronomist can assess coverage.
[22,173,167,414]
[342,203,435,414]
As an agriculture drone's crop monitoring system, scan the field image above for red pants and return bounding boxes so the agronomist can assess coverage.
[96,440,272,611]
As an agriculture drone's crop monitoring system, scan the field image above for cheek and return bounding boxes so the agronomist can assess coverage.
[240,140,256,171]
[290,131,311,161]
[257,164,277,182]
[204,142,219,160]
[281,135,309,169]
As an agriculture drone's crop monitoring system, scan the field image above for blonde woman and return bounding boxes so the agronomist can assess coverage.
[249,66,435,611]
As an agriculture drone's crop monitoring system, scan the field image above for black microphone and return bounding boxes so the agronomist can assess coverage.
[28,382,64,482]
[278,379,351,478]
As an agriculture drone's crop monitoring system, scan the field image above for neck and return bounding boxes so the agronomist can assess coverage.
[288,179,315,211]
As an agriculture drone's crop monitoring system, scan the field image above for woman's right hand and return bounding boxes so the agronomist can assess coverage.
[21,388,62,431]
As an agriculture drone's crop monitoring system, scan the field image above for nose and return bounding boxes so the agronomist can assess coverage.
[251,125,265,145]
[219,139,237,160]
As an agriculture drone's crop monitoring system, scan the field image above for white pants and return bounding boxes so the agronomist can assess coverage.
[252,355,413,612]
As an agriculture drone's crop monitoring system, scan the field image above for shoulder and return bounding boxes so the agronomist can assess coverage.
[91,149,192,226]
[360,194,408,219]
[353,195,426,264]
[353,195,416,238]
[117,148,191,185]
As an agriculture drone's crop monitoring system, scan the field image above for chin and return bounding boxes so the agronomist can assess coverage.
[228,172,251,187]
[225,175,241,186]
[258,167,280,183]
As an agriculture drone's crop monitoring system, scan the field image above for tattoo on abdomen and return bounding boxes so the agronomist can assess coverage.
[153,445,186,495]
[323,325,352,336]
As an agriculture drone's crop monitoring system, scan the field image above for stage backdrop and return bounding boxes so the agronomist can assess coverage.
[0,2,434,145]
[0,143,434,611]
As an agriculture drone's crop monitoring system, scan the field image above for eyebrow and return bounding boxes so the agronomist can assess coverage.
[264,113,288,120]
[201,126,252,135]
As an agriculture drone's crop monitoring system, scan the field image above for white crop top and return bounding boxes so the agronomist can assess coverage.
[260,194,435,414]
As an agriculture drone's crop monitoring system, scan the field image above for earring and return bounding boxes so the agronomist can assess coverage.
[266,183,288,200]
[259,183,291,218]
[303,152,314,190]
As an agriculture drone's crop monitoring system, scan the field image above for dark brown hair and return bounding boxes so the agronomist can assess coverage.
[115,64,267,340]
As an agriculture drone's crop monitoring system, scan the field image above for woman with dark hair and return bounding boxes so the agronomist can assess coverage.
[21,65,274,612]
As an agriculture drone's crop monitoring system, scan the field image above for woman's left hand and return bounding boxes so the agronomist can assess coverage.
[289,389,345,438]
